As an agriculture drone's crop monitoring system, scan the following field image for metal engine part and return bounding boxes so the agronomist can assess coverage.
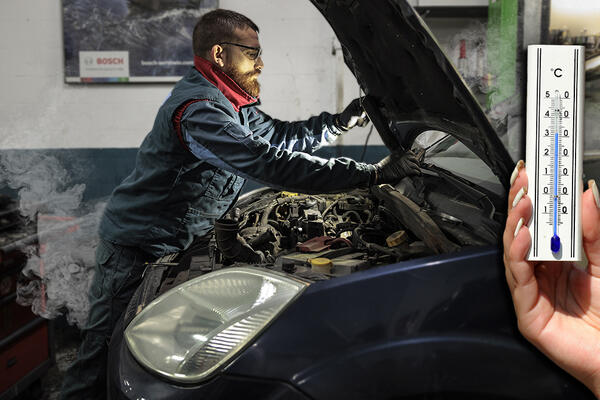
[203,181,499,279]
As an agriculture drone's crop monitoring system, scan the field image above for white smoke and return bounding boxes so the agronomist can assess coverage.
[439,19,526,159]
[0,151,102,328]
[0,0,219,330]
[0,152,85,219]
[445,21,489,95]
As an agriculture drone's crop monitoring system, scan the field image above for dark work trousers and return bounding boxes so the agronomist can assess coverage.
[59,239,152,400]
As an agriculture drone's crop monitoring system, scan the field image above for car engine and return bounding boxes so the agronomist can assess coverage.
[202,171,502,280]
[123,172,504,324]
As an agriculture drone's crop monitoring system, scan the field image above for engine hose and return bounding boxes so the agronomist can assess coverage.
[342,210,364,224]
[353,227,401,258]
[260,203,277,226]
[214,219,265,263]
[322,199,340,217]
[214,219,241,259]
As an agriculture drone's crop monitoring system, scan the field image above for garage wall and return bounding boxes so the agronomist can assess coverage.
[0,0,485,148]
[1,1,164,149]
[0,0,385,150]
[0,1,487,202]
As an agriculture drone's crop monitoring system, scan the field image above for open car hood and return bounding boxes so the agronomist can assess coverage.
[310,0,515,189]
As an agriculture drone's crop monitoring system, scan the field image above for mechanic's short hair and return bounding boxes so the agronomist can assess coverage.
[193,9,260,57]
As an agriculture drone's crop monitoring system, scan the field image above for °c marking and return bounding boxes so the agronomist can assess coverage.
[552,68,563,78]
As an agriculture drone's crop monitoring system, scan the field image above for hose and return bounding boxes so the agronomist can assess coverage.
[214,219,265,263]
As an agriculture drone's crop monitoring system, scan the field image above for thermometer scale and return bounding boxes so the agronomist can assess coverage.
[526,45,585,261]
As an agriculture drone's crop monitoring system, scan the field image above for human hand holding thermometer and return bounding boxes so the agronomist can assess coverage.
[525,45,585,261]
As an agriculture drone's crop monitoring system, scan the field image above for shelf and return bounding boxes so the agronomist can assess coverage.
[0,317,46,350]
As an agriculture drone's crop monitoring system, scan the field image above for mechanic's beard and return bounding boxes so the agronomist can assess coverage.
[224,66,260,98]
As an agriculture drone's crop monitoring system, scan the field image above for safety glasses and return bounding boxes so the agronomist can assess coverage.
[219,42,263,61]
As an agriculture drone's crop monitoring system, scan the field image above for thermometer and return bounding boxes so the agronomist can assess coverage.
[526,45,585,261]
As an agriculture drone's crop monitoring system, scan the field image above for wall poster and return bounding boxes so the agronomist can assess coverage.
[63,0,218,83]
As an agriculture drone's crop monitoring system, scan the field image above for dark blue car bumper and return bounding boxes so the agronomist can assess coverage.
[109,246,593,399]
[108,323,309,400]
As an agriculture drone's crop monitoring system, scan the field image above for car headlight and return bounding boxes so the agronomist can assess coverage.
[124,267,308,383]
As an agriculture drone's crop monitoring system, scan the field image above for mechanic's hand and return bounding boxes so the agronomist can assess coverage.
[335,97,369,131]
[504,161,600,398]
[373,151,421,184]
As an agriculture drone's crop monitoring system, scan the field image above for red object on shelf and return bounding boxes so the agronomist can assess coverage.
[0,299,37,341]
[0,321,50,394]
[0,208,53,399]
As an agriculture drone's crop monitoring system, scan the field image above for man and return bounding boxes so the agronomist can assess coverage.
[60,8,419,399]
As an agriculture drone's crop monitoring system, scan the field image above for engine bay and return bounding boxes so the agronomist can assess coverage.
[123,172,504,325]
[218,172,502,277]
[181,172,501,277]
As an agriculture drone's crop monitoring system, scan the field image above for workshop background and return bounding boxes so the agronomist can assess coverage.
[0,0,599,399]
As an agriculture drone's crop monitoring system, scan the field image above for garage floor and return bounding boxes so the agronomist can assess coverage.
[16,318,81,400]
[43,323,79,400]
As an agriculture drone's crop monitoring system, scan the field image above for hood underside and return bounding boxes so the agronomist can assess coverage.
[310,0,515,189]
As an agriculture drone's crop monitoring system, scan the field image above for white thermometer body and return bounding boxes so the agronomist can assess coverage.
[526,45,585,261]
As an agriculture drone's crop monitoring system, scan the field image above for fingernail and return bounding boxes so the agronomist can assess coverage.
[510,160,525,186]
[514,217,524,238]
[512,186,528,208]
[589,179,600,209]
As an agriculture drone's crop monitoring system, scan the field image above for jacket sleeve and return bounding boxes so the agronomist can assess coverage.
[181,100,374,194]
[246,107,342,154]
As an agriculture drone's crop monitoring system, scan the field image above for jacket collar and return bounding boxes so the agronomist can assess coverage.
[194,55,259,112]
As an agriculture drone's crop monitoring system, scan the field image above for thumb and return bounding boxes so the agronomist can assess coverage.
[582,179,600,276]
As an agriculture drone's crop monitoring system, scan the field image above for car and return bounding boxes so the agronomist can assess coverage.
[107,1,595,399]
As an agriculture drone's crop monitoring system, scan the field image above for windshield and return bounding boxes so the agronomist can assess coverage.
[414,131,504,196]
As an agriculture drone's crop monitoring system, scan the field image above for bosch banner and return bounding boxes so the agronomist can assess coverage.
[63,0,218,83]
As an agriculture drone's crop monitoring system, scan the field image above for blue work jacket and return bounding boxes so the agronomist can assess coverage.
[98,56,375,257]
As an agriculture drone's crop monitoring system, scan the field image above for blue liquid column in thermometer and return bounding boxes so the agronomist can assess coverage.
[525,45,584,262]
[550,94,560,253]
